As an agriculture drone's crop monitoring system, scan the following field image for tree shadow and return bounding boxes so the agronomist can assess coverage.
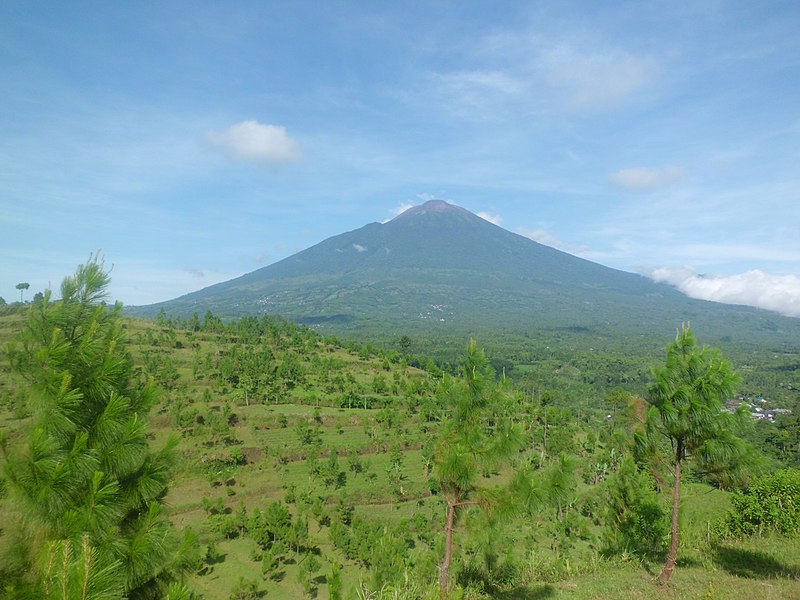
[713,545,800,579]
[205,552,226,566]
[492,584,556,599]
[640,560,658,577]
[676,555,703,568]
[457,566,555,599]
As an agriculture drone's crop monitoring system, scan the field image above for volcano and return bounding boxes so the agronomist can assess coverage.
[130,200,799,350]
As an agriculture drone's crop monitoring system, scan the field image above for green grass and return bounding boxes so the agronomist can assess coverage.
[2,313,799,599]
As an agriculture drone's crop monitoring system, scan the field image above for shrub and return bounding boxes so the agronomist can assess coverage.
[726,468,800,536]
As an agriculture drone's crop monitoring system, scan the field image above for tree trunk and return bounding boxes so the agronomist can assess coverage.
[541,409,547,462]
[660,441,683,583]
[439,499,457,595]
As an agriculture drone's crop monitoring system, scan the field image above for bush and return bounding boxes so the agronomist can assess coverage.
[726,469,800,536]
[229,577,261,600]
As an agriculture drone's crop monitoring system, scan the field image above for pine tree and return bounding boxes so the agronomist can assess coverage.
[433,340,523,594]
[1,257,190,598]
[642,325,752,583]
[327,562,343,600]
[603,455,668,560]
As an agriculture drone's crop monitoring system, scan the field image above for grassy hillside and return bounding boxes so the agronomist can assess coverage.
[1,309,799,599]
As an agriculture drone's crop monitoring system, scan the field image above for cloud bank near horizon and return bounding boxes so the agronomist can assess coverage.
[644,266,800,317]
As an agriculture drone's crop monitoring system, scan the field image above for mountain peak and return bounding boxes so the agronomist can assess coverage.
[392,199,472,221]
[130,195,800,354]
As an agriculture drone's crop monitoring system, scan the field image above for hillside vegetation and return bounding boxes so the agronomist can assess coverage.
[1,265,799,599]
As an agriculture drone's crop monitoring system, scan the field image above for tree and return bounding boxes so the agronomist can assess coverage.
[1,257,190,598]
[386,442,406,498]
[328,562,343,600]
[641,325,751,583]
[433,340,523,594]
[15,281,30,303]
[296,553,320,597]
[397,335,412,354]
[605,387,632,422]
[603,455,668,559]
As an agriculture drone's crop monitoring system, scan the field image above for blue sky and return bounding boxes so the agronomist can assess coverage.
[2,1,799,316]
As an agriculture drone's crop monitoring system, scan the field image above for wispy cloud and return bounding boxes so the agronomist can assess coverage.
[539,45,652,110]
[517,228,590,255]
[610,165,683,191]
[382,202,415,223]
[209,120,302,165]
[644,266,800,317]
[477,211,502,225]
[427,69,524,119]
[422,26,655,121]
[392,202,415,216]
[433,70,522,96]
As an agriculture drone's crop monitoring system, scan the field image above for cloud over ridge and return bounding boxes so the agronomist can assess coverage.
[518,228,590,256]
[645,266,800,317]
[477,211,502,225]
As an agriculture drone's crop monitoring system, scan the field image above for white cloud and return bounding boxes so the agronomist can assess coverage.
[477,211,502,225]
[382,202,416,223]
[610,165,683,191]
[645,266,800,317]
[518,228,590,255]
[391,202,415,216]
[519,228,561,247]
[353,244,367,252]
[209,120,301,164]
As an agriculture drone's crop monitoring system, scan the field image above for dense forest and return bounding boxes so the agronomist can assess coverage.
[1,261,799,599]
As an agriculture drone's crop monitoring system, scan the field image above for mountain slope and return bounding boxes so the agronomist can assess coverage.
[130,200,800,350]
